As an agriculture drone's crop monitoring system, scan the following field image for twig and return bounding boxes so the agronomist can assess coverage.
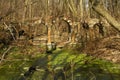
[89,71,96,80]
[0,46,12,63]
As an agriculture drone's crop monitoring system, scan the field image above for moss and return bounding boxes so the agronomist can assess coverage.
[0,47,120,80]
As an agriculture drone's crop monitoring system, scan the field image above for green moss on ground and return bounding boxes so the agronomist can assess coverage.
[0,47,120,80]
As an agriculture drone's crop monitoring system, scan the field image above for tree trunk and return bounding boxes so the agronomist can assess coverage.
[22,0,28,23]
[90,1,120,32]
[80,0,83,20]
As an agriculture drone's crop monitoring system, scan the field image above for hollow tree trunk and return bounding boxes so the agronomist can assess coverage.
[90,1,120,32]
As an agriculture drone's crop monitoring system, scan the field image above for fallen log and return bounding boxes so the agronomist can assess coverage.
[89,0,120,32]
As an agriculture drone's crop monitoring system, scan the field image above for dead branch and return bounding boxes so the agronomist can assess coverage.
[0,46,12,63]
[3,22,16,41]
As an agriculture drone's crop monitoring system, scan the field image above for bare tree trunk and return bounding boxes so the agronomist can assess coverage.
[22,0,29,23]
[80,0,83,20]
[29,0,32,19]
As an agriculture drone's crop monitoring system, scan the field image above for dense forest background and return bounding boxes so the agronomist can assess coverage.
[0,0,120,62]
[0,0,120,50]
[0,0,120,21]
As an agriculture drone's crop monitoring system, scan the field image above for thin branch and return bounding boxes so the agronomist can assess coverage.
[0,46,12,63]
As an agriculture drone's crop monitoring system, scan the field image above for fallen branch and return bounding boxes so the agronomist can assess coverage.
[4,22,16,41]
[0,46,12,63]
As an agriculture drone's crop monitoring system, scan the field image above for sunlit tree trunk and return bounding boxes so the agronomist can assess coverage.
[48,27,51,43]
[80,0,83,20]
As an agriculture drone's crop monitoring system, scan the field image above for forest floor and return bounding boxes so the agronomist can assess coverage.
[0,35,120,80]
[0,45,120,80]
[83,35,120,63]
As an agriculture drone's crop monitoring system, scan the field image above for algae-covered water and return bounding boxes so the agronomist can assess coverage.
[0,47,120,80]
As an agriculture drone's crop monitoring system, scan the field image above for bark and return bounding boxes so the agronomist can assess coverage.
[47,27,51,43]
[90,1,120,32]
[80,0,83,19]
